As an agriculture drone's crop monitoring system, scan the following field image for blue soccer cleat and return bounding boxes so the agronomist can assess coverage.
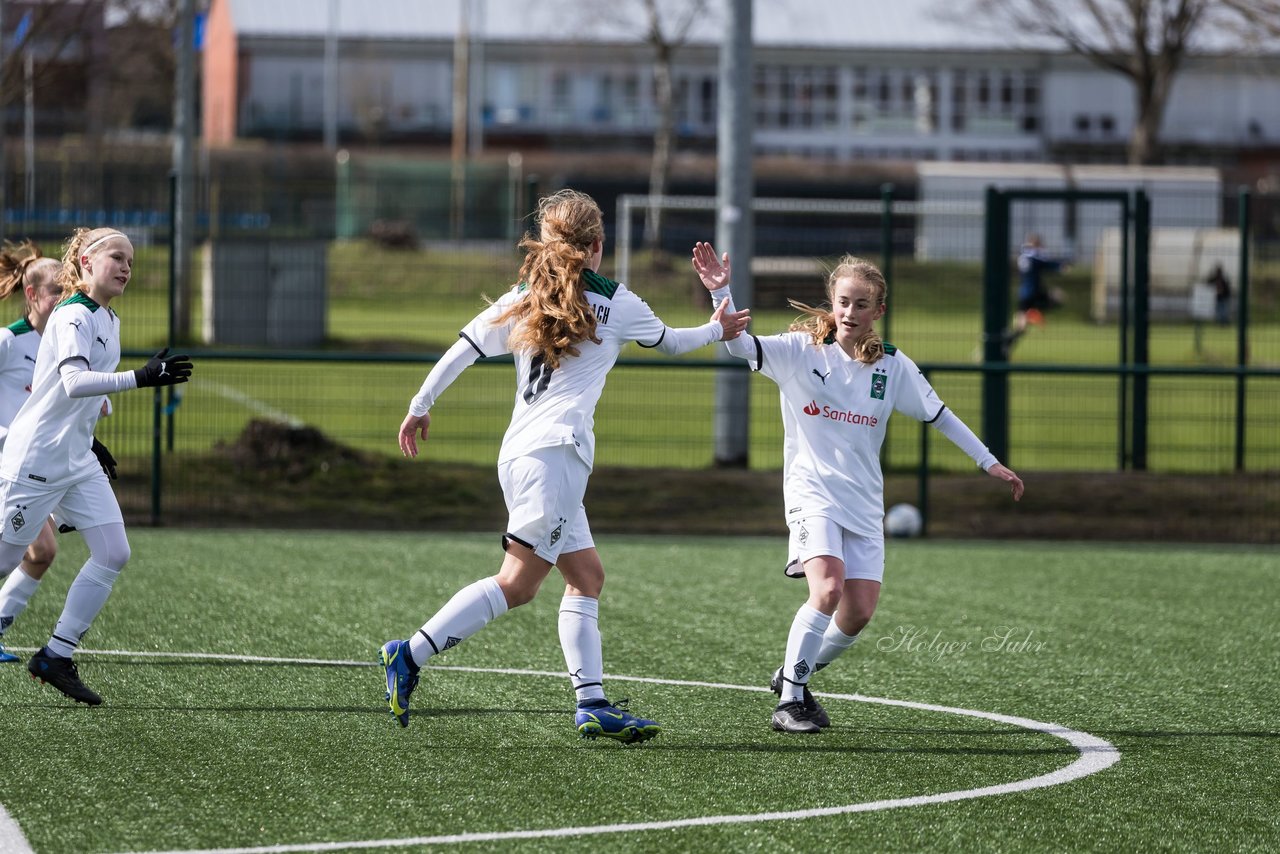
[380,639,419,728]
[575,698,661,744]
[0,640,18,663]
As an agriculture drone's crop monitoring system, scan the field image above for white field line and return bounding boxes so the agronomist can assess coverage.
[203,381,305,429]
[5,648,1120,854]
[0,804,35,854]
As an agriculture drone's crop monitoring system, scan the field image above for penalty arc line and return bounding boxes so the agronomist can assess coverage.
[5,648,1120,854]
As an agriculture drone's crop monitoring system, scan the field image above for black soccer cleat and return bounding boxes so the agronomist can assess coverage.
[27,647,102,706]
[770,666,830,728]
[771,701,822,734]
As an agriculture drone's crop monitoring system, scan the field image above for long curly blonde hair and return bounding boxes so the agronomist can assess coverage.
[0,239,59,304]
[57,227,129,300]
[494,189,605,369]
[788,255,887,365]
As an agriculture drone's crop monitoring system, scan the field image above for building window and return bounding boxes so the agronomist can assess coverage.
[1099,114,1115,135]
[1075,114,1091,134]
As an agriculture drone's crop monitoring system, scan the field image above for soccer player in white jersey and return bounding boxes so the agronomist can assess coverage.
[0,227,192,705]
[692,243,1023,733]
[381,190,749,741]
[0,242,120,664]
[0,241,66,663]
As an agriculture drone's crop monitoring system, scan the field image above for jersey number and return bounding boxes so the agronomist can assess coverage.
[523,354,554,403]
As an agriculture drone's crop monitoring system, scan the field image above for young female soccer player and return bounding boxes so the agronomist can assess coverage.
[691,243,1023,733]
[0,228,192,704]
[382,190,748,741]
[0,241,66,663]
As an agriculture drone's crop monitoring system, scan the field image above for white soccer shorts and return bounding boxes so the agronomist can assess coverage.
[498,444,594,564]
[786,515,885,583]
[0,472,123,547]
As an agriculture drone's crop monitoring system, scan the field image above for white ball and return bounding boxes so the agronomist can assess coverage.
[884,503,923,538]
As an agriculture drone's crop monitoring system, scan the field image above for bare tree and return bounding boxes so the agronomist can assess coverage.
[946,0,1280,164]
[566,0,711,249]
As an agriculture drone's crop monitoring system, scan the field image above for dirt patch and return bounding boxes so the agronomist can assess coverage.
[126,420,1277,544]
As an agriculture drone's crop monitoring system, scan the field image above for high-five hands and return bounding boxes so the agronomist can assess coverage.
[692,242,732,290]
[711,297,749,341]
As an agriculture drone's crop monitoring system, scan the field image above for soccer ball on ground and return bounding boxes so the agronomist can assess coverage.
[884,503,923,538]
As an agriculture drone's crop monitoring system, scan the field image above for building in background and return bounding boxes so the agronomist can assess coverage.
[201,0,1280,167]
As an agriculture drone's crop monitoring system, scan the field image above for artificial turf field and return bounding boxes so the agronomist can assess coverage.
[2,529,1277,853]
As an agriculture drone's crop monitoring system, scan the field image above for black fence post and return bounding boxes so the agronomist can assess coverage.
[981,186,1010,463]
[1131,190,1150,471]
[1235,189,1251,471]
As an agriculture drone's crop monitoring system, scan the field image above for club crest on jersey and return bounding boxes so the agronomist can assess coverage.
[871,371,888,400]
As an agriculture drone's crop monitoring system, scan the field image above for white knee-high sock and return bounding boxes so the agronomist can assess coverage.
[408,576,508,666]
[779,604,831,704]
[48,561,120,658]
[0,567,41,636]
[815,622,860,671]
[559,595,606,704]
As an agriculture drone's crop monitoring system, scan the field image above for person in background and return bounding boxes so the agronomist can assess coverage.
[1003,233,1068,357]
[1208,263,1231,325]
[692,243,1022,733]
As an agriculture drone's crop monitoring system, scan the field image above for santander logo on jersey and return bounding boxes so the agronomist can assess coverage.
[803,399,878,427]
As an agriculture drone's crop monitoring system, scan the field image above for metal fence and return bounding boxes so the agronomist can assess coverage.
[2,151,1277,542]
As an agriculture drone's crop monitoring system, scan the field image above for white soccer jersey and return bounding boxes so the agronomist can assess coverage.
[0,317,39,449]
[0,294,121,488]
[743,332,944,538]
[460,271,691,469]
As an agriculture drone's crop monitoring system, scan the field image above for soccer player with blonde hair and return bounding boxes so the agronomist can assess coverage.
[692,242,1022,733]
[381,190,749,741]
[0,228,192,704]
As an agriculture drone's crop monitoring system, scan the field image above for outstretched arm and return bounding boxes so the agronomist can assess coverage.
[930,409,1024,501]
[400,337,481,457]
[692,241,753,359]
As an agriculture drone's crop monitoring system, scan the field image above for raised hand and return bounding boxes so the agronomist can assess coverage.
[692,242,732,292]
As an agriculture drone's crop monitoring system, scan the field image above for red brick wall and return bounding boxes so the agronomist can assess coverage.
[201,0,238,145]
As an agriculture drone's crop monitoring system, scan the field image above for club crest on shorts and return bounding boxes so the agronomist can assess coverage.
[9,507,25,532]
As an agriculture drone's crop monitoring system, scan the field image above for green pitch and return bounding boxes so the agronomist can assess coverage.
[2,530,1276,852]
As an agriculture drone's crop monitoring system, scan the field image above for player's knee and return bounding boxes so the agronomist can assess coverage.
[98,540,131,571]
[498,574,541,608]
[810,582,843,614]
[23,545,55,574]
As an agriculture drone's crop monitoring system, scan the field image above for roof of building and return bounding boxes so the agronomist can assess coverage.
[217,0,1056,51]
[220,0,1275,55]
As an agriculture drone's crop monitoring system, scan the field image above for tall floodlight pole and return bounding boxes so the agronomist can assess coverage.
[0,0,6,243]
[713,0,753,467]
[23,36,33,217]
[172,0,196,339]
[467,0,484,157]
[323,0,338,151]
[450,0,470,240]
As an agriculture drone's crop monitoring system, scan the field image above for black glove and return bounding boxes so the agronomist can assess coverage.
[91,437,118,480]
[134,347,193,388]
